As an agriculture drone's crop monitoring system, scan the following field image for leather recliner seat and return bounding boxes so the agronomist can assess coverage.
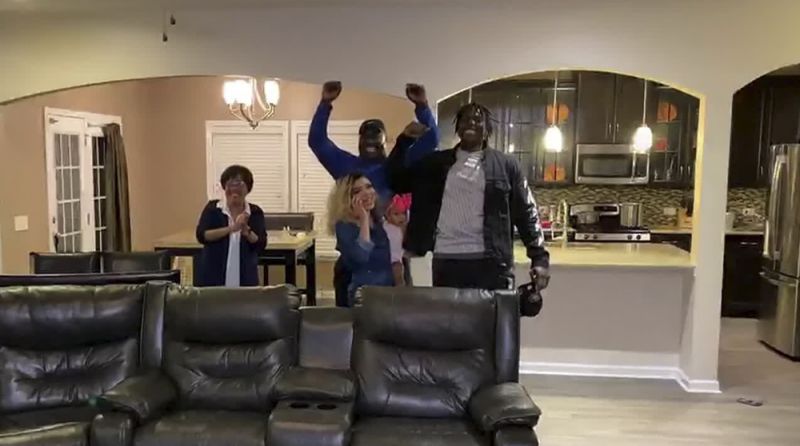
[0,284,157,446]
[95,284,303,446]
[349,287,541,446]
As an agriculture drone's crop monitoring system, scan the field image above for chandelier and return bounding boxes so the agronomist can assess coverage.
[223,77,281,129]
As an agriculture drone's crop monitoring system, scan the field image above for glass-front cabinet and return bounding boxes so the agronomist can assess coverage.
[437,70,700,188]
[438,74,576,185]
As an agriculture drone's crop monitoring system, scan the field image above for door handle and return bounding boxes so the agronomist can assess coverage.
[760,271,796,288]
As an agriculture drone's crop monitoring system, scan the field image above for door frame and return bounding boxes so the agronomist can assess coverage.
[43,107,122,252]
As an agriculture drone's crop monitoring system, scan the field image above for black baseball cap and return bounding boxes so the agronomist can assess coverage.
[359,119,386,135]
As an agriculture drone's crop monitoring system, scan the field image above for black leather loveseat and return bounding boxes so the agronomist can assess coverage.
[0,283,160,446]
[1,283,540,446]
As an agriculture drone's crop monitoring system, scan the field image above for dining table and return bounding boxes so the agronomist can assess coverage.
[153,229,317,305]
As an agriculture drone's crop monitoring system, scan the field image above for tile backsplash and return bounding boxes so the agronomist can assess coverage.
[533,185,766,227]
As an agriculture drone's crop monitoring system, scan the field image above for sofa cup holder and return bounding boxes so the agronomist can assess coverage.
[288,401,338,411]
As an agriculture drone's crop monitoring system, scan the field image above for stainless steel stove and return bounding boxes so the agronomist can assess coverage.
[573,228,651,242]
[569,203,651,243]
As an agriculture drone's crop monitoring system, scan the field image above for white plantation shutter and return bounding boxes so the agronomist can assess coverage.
[291,120,361,257]
[206,121,290,212]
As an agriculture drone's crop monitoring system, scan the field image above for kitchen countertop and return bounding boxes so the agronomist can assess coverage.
[515,241,693,269]
[649,226,764,236]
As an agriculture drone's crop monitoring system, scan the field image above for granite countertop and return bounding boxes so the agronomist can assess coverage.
[649,226,764,236]
[515,241,693,269]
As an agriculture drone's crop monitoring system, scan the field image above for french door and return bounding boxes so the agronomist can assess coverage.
[44,109,118,252]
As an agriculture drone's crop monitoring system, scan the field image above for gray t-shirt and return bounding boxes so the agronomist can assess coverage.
[434,149,486,258]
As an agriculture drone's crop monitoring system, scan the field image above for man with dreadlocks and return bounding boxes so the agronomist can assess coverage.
[387,102,550,291]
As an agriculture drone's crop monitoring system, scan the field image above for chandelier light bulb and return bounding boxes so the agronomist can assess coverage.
[264,80,280,106]
[223,81,238,105]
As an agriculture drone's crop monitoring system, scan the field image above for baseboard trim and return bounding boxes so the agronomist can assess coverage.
[675,368,721,394]
[520,361,720,394]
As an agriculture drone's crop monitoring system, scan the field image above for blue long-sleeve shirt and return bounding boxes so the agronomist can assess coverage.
[335,220,394,305]
[308,101,440,203]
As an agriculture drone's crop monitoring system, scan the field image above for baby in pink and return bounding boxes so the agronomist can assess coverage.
[383,194,411,286]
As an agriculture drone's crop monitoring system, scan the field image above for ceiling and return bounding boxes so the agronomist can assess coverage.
[0,0,470,12]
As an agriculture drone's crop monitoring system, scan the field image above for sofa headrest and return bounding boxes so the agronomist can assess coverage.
[355,287,496,351]
[165,285,301,343]
[0,285,145,349]
[0,270,180,287]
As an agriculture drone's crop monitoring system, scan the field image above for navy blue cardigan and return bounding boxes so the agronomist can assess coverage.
[195,200,267,286]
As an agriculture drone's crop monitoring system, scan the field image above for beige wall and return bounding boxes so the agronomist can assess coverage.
[0,76,413,273]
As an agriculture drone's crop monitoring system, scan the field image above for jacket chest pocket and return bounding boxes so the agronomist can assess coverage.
[486,180,511,216]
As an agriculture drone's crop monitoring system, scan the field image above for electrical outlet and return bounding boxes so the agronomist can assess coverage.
[663,207,677,216]
[742,208,756,217]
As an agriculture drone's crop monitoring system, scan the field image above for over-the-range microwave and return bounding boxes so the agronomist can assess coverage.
[574,144,650,185]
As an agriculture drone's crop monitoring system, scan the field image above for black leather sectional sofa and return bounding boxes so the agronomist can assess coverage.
[0,283,541,446]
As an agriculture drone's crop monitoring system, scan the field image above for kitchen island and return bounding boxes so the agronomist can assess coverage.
[409,242,701,390]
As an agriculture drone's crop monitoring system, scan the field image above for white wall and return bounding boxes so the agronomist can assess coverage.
[3,0,800,388]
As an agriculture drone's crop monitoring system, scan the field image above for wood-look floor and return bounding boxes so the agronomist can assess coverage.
[523,318,800,445]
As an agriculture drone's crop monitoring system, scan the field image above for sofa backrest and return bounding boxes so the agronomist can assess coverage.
[352,287,518,419]
[29,252,101,274]
[298,307,353,370]
[0,284,147,413]
[102,251,172,273]
[0,270,181,287]
[161,284,301,412]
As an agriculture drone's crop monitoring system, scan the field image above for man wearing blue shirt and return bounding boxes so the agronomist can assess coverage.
[308,81,439,306]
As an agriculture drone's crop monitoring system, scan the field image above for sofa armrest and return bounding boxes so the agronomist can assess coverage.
[468,383,541,432]
[273,367,355,401]
[92,371,177,423]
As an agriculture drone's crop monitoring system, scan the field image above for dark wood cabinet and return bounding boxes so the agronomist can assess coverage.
[615,75,647,143]
[722,235,764,318]
[728,83,766,187]
[728,76,800,188]
[576,73,651,146]
[576,72,617,143]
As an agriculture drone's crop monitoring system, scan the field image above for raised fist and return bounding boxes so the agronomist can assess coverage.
[402,121,429,139]
[405,83,427,106]
[322,81,342,103]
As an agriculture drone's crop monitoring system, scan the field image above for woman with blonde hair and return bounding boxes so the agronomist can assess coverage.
[328,172,393,306]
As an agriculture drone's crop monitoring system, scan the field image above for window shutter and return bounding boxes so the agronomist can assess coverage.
[206,121,290,212]
[291,120,361,257]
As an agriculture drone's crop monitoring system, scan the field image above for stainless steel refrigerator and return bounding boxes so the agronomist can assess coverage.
[759,144,800,358]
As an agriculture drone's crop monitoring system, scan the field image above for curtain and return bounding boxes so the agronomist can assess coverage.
[102,123,132,252]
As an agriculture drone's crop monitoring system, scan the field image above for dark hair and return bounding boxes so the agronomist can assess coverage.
[220,165,254,192]
[454,102,494,138]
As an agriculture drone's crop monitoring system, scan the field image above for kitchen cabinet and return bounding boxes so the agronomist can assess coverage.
[728,82,766,187]
[470,80,577,185]
[651,232,763,318]
[649,87,699,187]
[576,72,617,143]
[576,72,649,145]
[722,235,763,318]
[728,76,800,188]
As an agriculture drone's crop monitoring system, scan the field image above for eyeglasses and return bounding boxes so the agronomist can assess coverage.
[225,179,246,189]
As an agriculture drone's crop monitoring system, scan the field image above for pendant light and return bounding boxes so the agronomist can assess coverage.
[632,79,653,152]
[544,71,563,152]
